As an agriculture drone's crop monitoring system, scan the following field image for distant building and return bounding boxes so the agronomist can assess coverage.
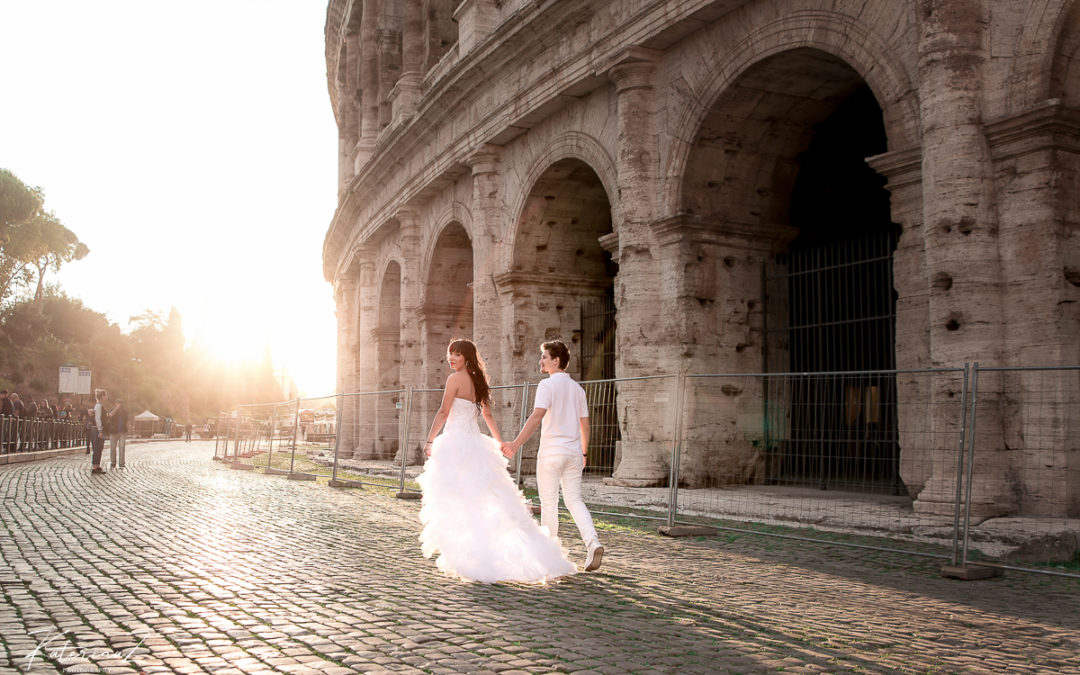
[323,1,1080,518]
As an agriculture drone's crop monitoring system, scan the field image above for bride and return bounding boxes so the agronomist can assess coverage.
[417,339,576,583]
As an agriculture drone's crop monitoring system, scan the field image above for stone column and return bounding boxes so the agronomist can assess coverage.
[376,28,402,128]
[352,256,379,459]
[604,49,672,487]
[867,147,936,499]
[465,146,505,376]
[356,0,379,170]
[395,207,426,466]
[912,1,1012,518]
[341,28,361,185]
[334,273,360,458]
[986,102,1080,516]
[649,215,794,487]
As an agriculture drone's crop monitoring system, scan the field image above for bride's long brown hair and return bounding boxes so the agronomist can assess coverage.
[448,339,492,410]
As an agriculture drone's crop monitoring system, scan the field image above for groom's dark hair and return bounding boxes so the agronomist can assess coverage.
[542,340,570,370]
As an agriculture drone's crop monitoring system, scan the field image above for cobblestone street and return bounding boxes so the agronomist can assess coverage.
[2,441,1080,674]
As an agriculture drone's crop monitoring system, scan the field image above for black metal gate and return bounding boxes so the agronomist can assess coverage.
[763,229,903,494]
[580,294,618,474]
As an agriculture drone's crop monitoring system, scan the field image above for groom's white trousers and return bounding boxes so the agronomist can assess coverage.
[536,453,599,548]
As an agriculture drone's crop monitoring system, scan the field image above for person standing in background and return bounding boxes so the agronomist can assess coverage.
[108,398,129,469]
[91,389,108,474]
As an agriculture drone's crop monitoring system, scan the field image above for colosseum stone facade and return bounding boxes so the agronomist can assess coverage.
[323,0,1080,518]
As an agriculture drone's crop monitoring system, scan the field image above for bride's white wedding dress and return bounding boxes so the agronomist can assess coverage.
[417,397,576,583]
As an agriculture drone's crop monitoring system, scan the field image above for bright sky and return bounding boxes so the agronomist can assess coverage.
[0,1,339,397]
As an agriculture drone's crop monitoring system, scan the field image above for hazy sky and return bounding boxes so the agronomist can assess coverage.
[0,1,340,395]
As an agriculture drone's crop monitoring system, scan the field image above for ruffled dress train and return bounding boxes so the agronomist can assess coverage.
[417,398,576,583]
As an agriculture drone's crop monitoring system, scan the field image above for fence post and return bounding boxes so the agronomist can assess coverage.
[960,362,980,567]
[291,398,301,453]
[515,381,530,488]
[666,374,687,528]
[949,363,971,566]
[330,394,344,481]
[398,387,414,495]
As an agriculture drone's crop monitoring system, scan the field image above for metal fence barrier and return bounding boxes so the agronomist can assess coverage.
[216,363,1080,578]
[1,415,83,453]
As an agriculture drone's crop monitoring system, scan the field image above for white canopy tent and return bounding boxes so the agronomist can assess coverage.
[134,409,162,437]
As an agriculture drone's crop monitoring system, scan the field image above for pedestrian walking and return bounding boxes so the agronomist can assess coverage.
[503,339,605,571]
[416,338,575,583]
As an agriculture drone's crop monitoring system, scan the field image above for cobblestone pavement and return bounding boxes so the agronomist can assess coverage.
[3,442,1080,674]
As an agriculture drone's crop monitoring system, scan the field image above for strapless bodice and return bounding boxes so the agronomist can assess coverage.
[444,397,481,435]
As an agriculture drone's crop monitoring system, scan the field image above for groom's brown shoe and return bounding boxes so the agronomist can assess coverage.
[585,542,604,571]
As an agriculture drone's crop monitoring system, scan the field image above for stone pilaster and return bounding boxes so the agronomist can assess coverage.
[453,0,499,55]
[986,102,1080,516]
[350,254,379,459]
[604,49,670,487]
[356,0,379,171]
[913,1,1012,518]
[866,147,935,499]
[465,146,505,380]
[395,207,426,466]
[334,273,360,458]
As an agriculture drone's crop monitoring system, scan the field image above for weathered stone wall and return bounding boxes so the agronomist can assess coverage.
[324,0,1080,516]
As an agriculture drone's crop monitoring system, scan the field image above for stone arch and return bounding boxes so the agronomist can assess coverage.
[508,131,619,252]
[505,156,619,474]
[423,221,473,386]
[1050,0,1080,107]
[674,44,904,495]
[664,10,918,216]
[1005,0,1079,111]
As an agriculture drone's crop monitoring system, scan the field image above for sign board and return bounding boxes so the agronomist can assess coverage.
[58,366,77,394]
[77,368,92,395]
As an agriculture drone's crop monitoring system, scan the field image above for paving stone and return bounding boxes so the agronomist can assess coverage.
[3,441,1080,674]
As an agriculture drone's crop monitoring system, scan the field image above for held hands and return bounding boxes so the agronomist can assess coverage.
[500,441,517,458]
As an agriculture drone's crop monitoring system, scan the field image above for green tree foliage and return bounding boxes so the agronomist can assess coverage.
[0,168,284,423]
[0,168,42,241]
[0,170,88,306]
[0,291,285,423]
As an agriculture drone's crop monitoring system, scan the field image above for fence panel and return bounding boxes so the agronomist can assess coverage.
[332,389,408,489]
[674,369,968,559]
[960,365,1080,577]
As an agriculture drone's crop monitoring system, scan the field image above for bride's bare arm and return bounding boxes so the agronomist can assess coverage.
[480,401,502,444]
[423,373,461,455]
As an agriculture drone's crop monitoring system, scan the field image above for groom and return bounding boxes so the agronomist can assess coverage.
[502,340,604,571]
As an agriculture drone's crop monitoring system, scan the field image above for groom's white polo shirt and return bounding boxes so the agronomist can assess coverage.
[534,372,589,458]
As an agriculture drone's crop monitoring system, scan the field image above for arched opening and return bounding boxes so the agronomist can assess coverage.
[377,261,402,389]
[682,48,900,494]
[424,222,473,385]
[511,158,618,474]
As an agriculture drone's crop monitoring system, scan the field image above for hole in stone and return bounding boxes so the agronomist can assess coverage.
[945,318,960,331]
[1065,266,1080,287]
[723,257,736,268]
[706,181,719,188]
[958,218,975,235]
[536,244,547,251]
[546,220,556,226]
[570,218,578,225]
[932,272,953,291]
[747,299,757,309]
[544,195,555,201]
[735,343,748,353]
[575,249,584,256]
